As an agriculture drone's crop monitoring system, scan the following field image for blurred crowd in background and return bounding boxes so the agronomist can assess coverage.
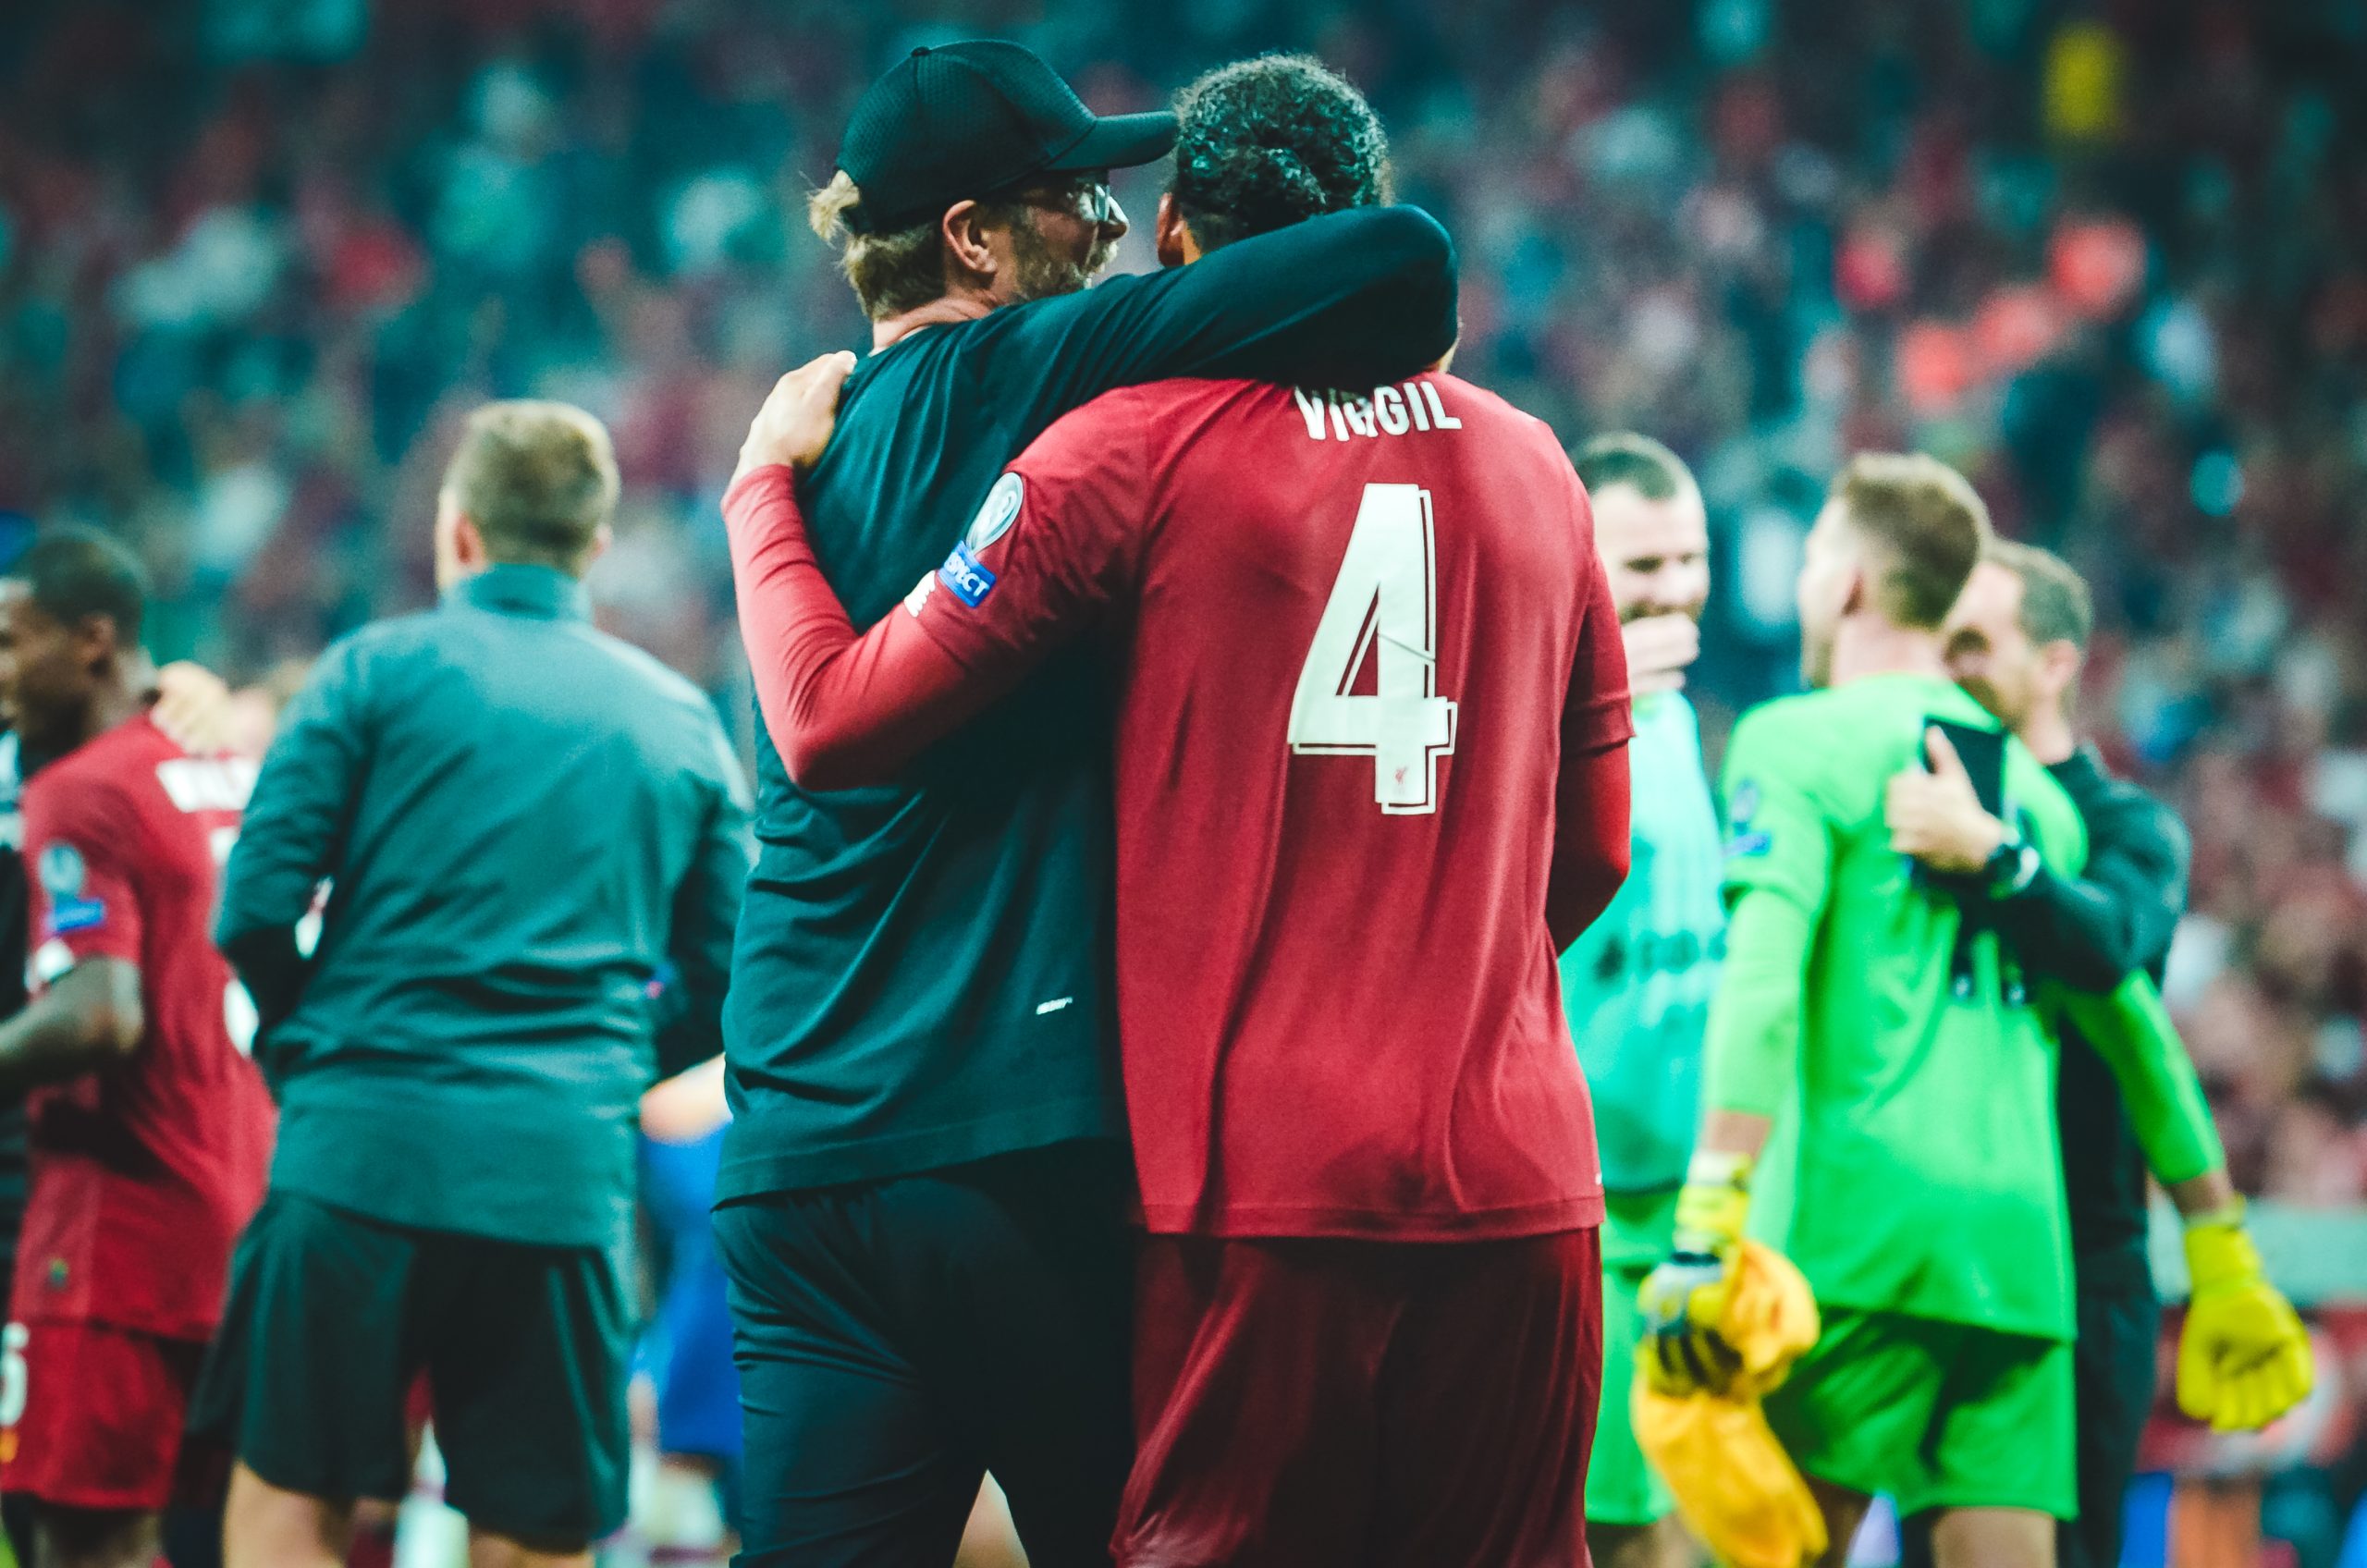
[66,0,2360,1179]
[6,0,2367,1562]
[6,0,2366,1198]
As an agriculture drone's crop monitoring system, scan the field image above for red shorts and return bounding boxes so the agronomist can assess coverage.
[1117,1227,1603,1568]
[1,1320,215,1512]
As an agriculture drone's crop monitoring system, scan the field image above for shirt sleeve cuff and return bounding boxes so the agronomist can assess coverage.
[1566,692,1637,753]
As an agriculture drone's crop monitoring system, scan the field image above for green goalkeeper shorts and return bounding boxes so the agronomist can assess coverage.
[1763,1307,2077,1520]
[1587,1190,1680,1527]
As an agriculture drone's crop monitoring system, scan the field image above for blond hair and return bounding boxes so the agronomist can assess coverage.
[442,400,619,573]
[1831,453,1992,630]
[809,170,1030,323]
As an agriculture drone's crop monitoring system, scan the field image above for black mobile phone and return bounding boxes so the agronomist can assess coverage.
[1921,716,2020,1001]
[1924,717,2007,817]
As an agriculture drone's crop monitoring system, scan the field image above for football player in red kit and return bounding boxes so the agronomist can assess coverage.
[720,59,1631,1568]
[0,529,275,1568]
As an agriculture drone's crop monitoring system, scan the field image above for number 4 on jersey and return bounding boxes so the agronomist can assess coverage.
[1288,484,1458,815]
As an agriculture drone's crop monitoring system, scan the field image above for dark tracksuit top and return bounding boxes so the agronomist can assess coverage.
[1983,744,2191,1269]
[719,204,1461,1202]
[219,564,751,1251]
[1944,742,2189,1568]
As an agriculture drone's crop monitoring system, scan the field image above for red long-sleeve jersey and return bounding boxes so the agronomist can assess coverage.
[727,373,1631,1238]
[17,716,274,1338]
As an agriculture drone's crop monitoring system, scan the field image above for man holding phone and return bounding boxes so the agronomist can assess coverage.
[1637,456,2306,1568]
[1885,541,2193,1568]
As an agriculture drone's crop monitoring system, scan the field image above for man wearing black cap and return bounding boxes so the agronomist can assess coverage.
[714,41,1457,1568]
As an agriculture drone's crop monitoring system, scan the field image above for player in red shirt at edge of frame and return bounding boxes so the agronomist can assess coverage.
[0,529,275,1568]
[722,58,1633,1568]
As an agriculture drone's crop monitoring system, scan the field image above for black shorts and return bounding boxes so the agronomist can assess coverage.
[714,1140,1134,1568]
[2059,1252,2161,1568]
[188,1189,632,1548]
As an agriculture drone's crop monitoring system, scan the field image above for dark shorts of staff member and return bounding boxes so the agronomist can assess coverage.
[191,1191,634,1550]
[196,398,752,1568]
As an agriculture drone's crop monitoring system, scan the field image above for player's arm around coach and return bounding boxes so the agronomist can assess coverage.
[199,402,752,1568]
[706,45,1464,1568]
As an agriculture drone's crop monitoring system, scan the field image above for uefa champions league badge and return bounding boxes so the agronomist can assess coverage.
[1723,780,1771,859]
[939,472,1024,608]
[37,840,108,934]
[966,472,1024,553]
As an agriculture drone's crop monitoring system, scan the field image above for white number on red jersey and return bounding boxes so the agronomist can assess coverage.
[208,827,257,1057]
[0,1322,25,1428]
[1287,483,1458,814]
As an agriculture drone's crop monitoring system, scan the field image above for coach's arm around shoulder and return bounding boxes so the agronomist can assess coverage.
[1015,202,1459,397]
[217,637,368,1032]
[1886,728,2188,991]
[1993,754,2187,987]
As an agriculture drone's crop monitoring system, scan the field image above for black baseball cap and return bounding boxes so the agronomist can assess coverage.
[835,41,1177,234]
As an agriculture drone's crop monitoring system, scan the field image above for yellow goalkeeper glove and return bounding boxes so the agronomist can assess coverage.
[2177,1205,2313,1433]
[1637,1150,1752,1394]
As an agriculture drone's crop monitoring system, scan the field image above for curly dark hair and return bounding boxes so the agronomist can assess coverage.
[9,526,146,644]
[1170,55,1392,252]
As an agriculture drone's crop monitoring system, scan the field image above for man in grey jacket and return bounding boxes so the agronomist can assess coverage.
[195,400,750,1568]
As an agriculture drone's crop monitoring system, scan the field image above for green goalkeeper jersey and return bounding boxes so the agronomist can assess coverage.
[1559,692,1723,1201]
[1719,671,2087,1341]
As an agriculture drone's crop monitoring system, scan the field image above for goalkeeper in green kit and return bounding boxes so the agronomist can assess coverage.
[1558,435,1721,1568]
[1640,454,2312,1568]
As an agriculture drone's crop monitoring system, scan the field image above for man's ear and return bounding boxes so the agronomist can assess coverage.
[2040,639,2084,703]
[939,199,999,288]
[70,612,122,672]
[1838,559,1870,619]
[585,522,614,571]
[1154,192,1196,268]
[454,513,490,571]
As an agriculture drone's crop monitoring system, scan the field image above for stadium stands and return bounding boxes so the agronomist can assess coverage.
[3,2,2362,1563]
